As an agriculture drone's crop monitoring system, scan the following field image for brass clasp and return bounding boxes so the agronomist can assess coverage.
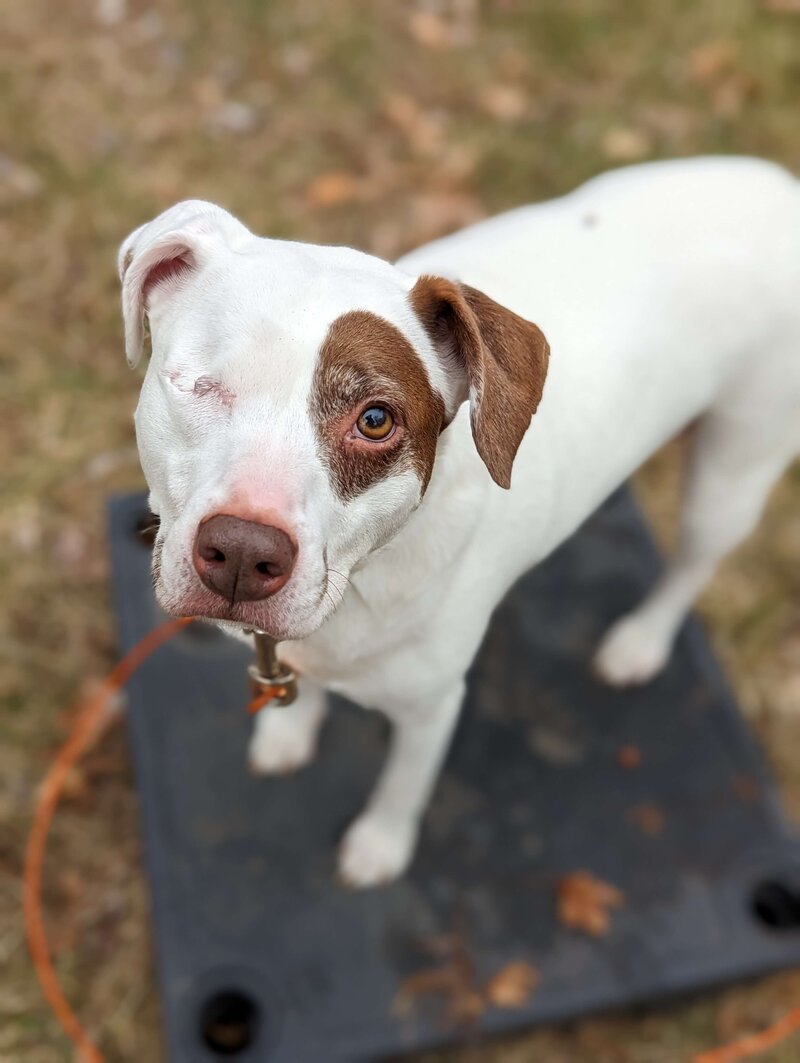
[245,629,298,710]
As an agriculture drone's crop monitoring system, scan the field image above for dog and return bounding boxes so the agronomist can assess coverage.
[119,156,800,887]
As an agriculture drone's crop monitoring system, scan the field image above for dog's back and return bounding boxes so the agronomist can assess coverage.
[399,156,800,554]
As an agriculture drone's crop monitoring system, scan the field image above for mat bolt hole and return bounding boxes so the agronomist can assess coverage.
[751,879,800,930]
[200,989,260,1056]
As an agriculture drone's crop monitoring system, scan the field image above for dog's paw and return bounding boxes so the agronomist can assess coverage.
[248,709,319,776]
[592,615,671,687]
[337,813,416,889]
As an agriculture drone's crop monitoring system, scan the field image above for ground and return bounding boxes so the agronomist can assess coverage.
[3,0,800,1059]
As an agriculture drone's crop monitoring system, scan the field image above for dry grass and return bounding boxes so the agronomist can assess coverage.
[3,0,800,1059]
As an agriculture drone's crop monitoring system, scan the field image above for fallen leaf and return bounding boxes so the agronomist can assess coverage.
[383,91,423,132]
[601,127,651,162]
[617,744,641,770]
[485,961,539,1009]
[393,962,486,1025]
[556,871,625,936]
[437,143,480,184]
[392,920,486,1026]
[408,10,450,50]
[451,988,487,1024]
[383,92,442,154]
[393,965,457,1018]
[306,171,360,208]
[688,39,738,84]
[479,84,528,122]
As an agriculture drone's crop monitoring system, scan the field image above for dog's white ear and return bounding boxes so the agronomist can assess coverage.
[118,200,250,368]
[411,275,550,489]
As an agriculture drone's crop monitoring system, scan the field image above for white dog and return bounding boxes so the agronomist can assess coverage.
[119,156,800,887]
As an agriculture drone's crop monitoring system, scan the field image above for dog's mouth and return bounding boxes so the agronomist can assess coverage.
[155,589,325,642]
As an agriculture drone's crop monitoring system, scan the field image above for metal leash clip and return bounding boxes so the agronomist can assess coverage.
[245,628,298,713]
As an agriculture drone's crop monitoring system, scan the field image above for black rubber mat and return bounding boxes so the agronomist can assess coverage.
[109,489,800,1062]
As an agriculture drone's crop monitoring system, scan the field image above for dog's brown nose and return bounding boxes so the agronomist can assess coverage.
[194,515,297,602]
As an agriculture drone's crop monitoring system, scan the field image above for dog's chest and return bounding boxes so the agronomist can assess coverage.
[283,555,468,708]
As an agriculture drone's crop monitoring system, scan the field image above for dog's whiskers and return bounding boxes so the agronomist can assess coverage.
[324,581,347,610]
[322,588,340,614]
[328,567,370,607]
[326,571,351,603]
[328,567,352,588]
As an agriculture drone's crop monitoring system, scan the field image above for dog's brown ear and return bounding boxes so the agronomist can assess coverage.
[118,200,249,368]
[411,275,550,488]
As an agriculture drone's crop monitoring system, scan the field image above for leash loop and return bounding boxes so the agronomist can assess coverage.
[246,628,298,712]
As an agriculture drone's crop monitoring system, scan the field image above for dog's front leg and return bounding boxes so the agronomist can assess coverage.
[338,681,465,889]
[248,679,328,776]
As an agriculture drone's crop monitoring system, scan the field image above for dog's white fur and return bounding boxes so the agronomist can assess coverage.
[120,157,800,887]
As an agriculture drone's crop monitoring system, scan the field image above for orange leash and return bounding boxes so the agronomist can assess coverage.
[247,685,289,714]
[23,615,291,1062]
[23,616,800,1062]
[693,1007,800,1063]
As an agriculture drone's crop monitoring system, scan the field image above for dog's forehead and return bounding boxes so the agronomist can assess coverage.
[193,239,424,393]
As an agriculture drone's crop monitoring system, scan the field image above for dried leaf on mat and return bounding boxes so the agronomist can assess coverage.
[556,870,626,937]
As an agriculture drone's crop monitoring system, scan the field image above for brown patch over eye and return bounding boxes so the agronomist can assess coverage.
[311,310,445,501]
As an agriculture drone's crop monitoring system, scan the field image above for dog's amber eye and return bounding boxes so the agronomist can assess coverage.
[356,406,394,441]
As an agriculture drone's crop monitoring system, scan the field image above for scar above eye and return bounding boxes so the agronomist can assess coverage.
[164,370,234,406]
[192,375,234,404]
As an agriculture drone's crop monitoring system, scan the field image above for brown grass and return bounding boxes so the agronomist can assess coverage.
[3,0,800,1059]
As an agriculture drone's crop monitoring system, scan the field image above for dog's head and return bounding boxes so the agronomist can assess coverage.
[119,200,549,639]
